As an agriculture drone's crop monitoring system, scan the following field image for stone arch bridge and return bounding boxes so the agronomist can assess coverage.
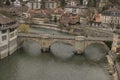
[18,32,113,54]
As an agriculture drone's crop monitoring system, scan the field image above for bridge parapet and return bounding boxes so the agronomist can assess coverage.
[75,36,85,41]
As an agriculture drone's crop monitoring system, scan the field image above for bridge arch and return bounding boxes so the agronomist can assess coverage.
[84,41,110,61]
[84,41,110,52]
[22,39,42,54]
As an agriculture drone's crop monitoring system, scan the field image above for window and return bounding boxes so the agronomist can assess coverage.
[9,28,15,32]
[1,30,7,34]
[72,8,76,13]
[2,35,7,41]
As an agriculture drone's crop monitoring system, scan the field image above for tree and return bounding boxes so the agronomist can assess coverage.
[57,2,61,8]
[54,15,57,23]
[41,0,45,9]
[79,0,83,5]
[11,0,16,2]
[60,0,66,8]
[0,0,4,6]
[93,0,97,7]
[86,8,96,25]
[5,0,11,6]
[87,0,94,7]
[18,24,30,33]
[102,2,112,11]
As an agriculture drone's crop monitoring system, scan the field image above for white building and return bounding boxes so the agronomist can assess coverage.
[27,0,42,9]
[0,14,19,59]
[64,6,88,14]
[83,0,88,6]
[14,0,21,7]
[45,0,57,9]
[66,0,79,6]
[102,7,120,25]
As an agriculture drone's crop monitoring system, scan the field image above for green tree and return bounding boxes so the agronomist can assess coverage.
[93,0,97,7]
[11,0,15,2]
[87,0,94,7]
[0,0,4,6]
[41,0,45,9]
[60,0,66,8]
[79,0,83,5]
[5,0,11,6]
[102,2,112,11]
[18,24,30,33]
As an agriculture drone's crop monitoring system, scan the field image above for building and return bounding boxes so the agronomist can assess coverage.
[66,0,79,6]
[64,6,88,14]
[14,0,21,7]
[51,8,64,22]
[92,13,102,26]
[0,13,19,59]
[27,0,42,9]
[45,0,57,9]
[27,9,52,24]
[102,7,120,27]
[83,0,88,6]
[64,6,80,14]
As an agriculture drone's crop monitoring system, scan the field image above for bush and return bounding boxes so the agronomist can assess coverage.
[18,24,30,33]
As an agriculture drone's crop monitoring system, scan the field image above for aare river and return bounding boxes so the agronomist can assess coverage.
[0,26,111,80]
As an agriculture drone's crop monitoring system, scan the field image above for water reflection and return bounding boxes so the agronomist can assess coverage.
[51,42,75,59]
[85,43,109,61]
[0,49,110,80]
[23,40,41,56]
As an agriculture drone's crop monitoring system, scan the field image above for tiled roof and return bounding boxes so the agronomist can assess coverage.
[0,14,13,24]
[28,9,53,18]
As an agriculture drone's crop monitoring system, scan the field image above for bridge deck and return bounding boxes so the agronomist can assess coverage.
[18,32,113,41]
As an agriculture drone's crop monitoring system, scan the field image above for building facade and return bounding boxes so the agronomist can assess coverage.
[45,0,57,9]
[102,8,120,26]
[64,6,88,14]
[83,0,88,6]
[66,0,79,6]
[27,0,42,9]
[0,14,19,59]
[14,0,21,7]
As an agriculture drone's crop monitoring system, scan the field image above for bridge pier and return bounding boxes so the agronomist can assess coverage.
[41,47,51,53]
[74,49,83,55]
